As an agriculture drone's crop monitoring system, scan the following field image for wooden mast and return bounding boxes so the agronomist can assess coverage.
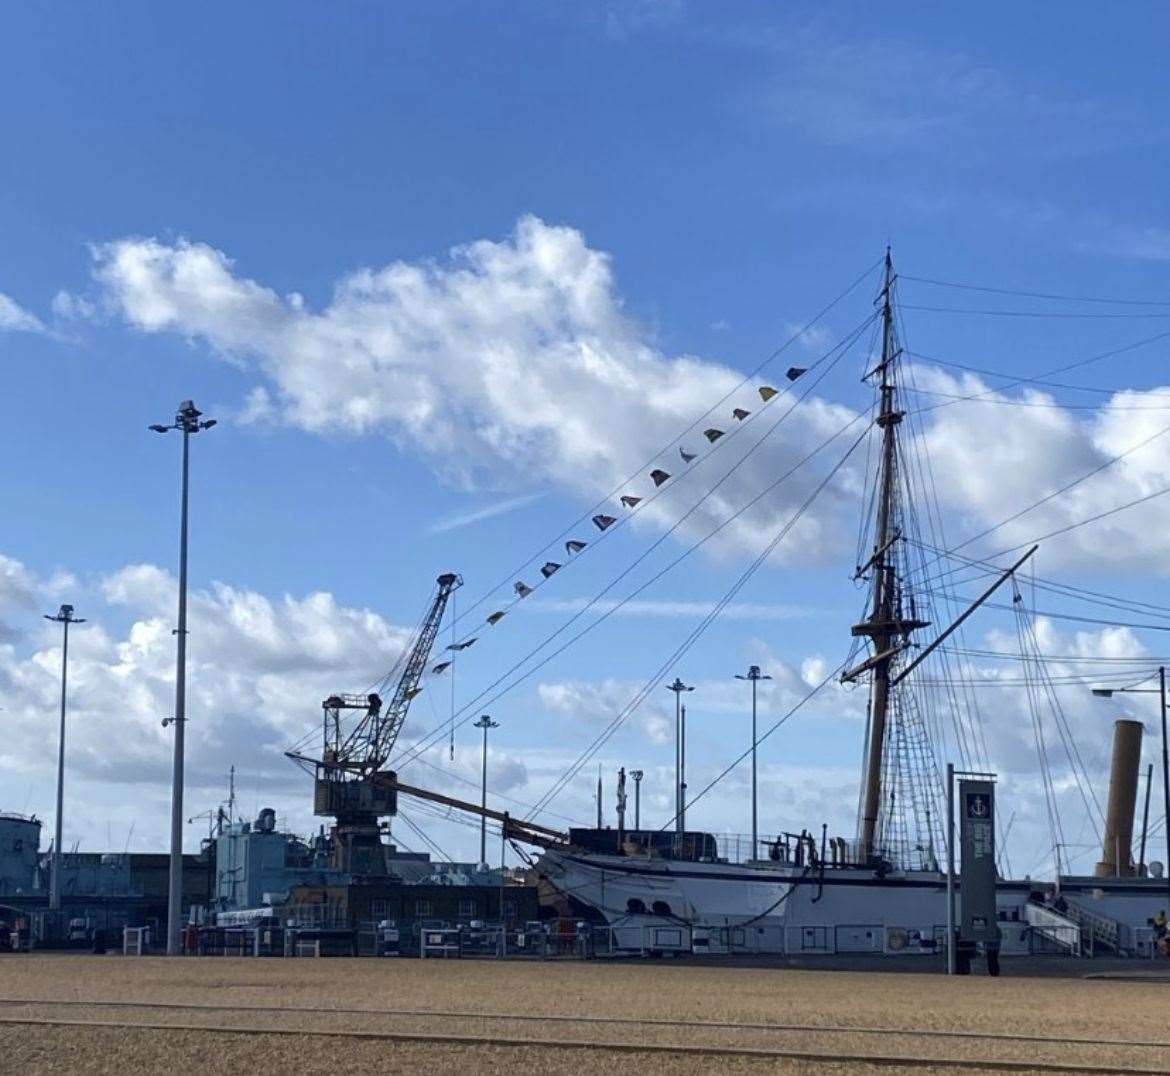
[853,249,925,863]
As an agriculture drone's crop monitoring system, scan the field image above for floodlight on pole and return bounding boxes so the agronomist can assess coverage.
[630,769,644,830]
[736,664,772,859]
[666,678,693,833]
[474,715,499,869]
[151,399,215,956]
[44,603,85,913]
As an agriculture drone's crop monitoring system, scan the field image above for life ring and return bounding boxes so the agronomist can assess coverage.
[887,928,907,951]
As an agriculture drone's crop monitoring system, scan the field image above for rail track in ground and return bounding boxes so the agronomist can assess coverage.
[1,998,1167,1074]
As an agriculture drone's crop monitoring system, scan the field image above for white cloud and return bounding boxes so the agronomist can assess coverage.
[50,289,95,321]
[0,554,38,641]
[85,218,869,566]
[0,292,44,333]
[0,550,544,858]
[83,217,1170,575]
[538,678,673,746]
[911,365,1170,572]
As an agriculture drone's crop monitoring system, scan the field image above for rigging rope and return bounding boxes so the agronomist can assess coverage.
[393,391,875,780]
[527,424,873,820]
[444,258,884,633]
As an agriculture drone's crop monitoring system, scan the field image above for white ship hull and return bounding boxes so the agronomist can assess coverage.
[539,847,1170,957]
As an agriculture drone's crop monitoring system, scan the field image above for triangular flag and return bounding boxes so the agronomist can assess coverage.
[565,540,587,555]
[447,638,477,651]
[405,687,423,700]
[786,366,807,381]
[703,428,724,443]
[620,495,642,508]
[680,447,696,463]
[592,513,617,531]
[514,581,533,598]
[650,469,670,487]
[431,661,451,675]
[732,408,750,421]
[758,385,778,401]
[540,561,561,578]
[487,610,506,625]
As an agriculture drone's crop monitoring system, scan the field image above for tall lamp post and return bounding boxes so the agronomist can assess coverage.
[1092,667,1170,906]
[474,715,499,869]
[151,400,216,955]
[630,770,644,830]
[736,664,771,860]
[666,678,693,833]
[44,603,85,912]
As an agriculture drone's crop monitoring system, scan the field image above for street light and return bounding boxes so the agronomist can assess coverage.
[736,664,772,860]
[1091,667,1170,907]
[151,399,216,955]
[474,715,499,869]
[630,769,644,830]
[666,678,693,833]
[44,603,85,912]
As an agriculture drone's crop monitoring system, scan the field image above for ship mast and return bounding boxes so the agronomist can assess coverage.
[853,249,926,864]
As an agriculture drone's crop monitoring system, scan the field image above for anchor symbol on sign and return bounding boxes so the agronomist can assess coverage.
[968,794,990,819]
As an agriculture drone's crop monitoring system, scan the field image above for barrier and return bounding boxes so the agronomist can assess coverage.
[122,927,149,956]
[420,927,461,958]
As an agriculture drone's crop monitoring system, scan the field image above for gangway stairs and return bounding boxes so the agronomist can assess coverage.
[1023,902,1082,955]
[1061,898,1125,955]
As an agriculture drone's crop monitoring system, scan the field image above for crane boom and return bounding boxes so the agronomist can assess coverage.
[325,571,462,776]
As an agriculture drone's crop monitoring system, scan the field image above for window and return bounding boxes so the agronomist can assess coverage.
[414,899,432,917]
[369,900,388,918]
[503,900,517,920]
[458,898,477,919]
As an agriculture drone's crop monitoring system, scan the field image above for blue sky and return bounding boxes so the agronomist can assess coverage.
[4,3,1170,874]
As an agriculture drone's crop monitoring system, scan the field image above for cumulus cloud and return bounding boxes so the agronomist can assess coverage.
[0,292,44,333]
[538,677,673,745]
[0,549,542,857]
[911,365,1170,572]
[83,216,1170,575]
[87,217,864,565]
[0,554,38,641]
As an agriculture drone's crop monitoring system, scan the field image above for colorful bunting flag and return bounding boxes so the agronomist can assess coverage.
[487,610,506,625]
[786,367,807,381]
[650,469,670,486]
[447,638,477,651]
[565,540,587,555]
[758,385,778,401]
[592,514,617,531]
[732,408,750,420]
[680,447,696,463]
[620,495,642,508]
[540,561,561,578]
[703,428,724,443]
[431,661,451,675]
[404,687,423,700]
[514,581,533,598]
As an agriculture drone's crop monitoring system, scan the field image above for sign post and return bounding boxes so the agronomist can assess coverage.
[945,769,998,975]
[945,763,955,975]
[959,777,999,953]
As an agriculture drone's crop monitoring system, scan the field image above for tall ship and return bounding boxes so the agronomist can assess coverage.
[528,253,1170,958]
[291,251,1170,959]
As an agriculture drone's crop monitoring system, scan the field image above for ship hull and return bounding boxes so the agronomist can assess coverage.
[538,848,1045,955]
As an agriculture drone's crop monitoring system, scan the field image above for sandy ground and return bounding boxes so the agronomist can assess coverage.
[1,953,1168,1074]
